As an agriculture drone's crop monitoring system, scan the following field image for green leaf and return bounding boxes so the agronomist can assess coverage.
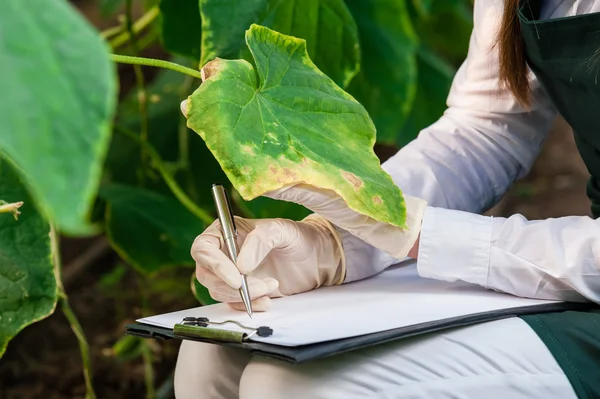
[410,0,433,17]
[112,335,144,361]
[159,0,202,60]
[233,191,311,221]
[0,159,58,357]
[186,25,406,228]
[398,48,455,146]
[0,0,117,235]
[100,184,205,273]
[199,0,360,88]
[345,0,419,144]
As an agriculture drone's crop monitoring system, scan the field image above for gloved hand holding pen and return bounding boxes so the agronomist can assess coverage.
[181,98,427,312]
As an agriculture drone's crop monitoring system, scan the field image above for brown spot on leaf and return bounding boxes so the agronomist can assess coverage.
[342,171,363,190]
[201,58,223,81]
[269,165,278,174]
[372,195,383,205]
[241,145,256,155]
[283,168,297,179]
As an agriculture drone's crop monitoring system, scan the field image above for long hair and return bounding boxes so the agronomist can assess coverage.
[496,0,531,108]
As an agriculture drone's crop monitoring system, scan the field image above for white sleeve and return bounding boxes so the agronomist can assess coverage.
[342,0,558,283]
[418,208,600,303]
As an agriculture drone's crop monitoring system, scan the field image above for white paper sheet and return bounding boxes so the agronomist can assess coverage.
[137,261,561,347]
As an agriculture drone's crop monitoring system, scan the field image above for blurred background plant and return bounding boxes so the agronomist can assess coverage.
[1,0,589,398]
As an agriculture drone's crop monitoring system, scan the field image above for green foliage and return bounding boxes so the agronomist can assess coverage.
[0,0,117,235]
[0,1,473,390]
[100,184,205,273]
[345,0,418,144]
[186,25,407,227]
[0,160,58,357]
[159,0,202,60]
[199,0,360,88]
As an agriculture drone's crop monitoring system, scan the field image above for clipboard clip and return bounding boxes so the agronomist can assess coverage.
[173,317,273,343]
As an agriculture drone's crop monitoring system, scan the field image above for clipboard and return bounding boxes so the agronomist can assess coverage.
[125,261,593,364]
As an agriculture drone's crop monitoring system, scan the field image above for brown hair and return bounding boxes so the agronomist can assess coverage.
[496,0,531,108]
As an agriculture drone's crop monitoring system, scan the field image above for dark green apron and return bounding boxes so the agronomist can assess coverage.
[516,2,600,397]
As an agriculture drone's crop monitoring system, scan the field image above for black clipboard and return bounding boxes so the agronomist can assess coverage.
[125,301,591,364]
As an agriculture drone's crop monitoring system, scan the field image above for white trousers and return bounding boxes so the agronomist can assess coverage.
[173,317,577,399]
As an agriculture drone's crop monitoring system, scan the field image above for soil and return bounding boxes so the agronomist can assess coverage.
[1,2,593,398]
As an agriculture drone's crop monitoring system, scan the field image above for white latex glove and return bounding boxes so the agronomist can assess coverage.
[265,184,427,260]
[191,214,345,312]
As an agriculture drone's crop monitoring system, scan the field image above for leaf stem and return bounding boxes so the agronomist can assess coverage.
[51,227,96,399]
[114,126,214,225]
[109,55,203,80]
[125,0,149,186]
[106,6,160,48]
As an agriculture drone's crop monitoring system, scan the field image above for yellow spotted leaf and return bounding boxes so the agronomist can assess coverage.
[186,25,406,227]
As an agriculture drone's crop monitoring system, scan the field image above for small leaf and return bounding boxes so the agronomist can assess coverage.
[159,0,202,60]
[112,335,144,361]
[186,25,406,227]
[0,0,117,235]
[191,273,218,305]
[399,48,455,146]
[100,184,205,273]
[199,0,360,88]
[0,159,58,357]
[345,0,419,144]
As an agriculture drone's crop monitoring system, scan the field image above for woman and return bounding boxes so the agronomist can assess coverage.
[175,1,600,398]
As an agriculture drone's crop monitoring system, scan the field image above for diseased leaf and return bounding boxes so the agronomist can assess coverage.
[345,0,419,144]
[0,160,58,357]
[186,25,406,227]
[0,0,117,235]
[199,0,360,88]
[159,0,202,60]
[399,48,455,146]
[100,184,205,273]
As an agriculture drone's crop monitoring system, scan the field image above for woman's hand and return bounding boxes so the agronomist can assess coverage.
[192,215,345,312]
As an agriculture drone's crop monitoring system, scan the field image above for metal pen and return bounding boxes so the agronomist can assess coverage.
[211,184,253,318]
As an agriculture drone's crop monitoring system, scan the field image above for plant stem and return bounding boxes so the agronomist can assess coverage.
[115,126,214,225]
[109,55,203,80]
[177,75,196,170]
[51,227,96,399]
[125,0,149,186]
[106,6,160,48]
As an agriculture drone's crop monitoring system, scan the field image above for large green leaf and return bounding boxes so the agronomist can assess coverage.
[199,0,360,88]
[398,48,455,146]
[345,0,419,144]
[159,0,202,60]
[100,184,205,273]
[0,160,58,357]
[0,0,117,235]
[186,25,406,228]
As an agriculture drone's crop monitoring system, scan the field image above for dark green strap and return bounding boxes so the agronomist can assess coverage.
[521,310,600,399]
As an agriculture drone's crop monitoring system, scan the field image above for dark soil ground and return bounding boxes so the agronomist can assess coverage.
[0,2,593,398]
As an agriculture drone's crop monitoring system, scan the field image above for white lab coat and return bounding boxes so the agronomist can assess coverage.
[174,1,599,398]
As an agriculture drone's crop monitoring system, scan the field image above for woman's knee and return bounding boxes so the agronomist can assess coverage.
[174,341,251,399]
